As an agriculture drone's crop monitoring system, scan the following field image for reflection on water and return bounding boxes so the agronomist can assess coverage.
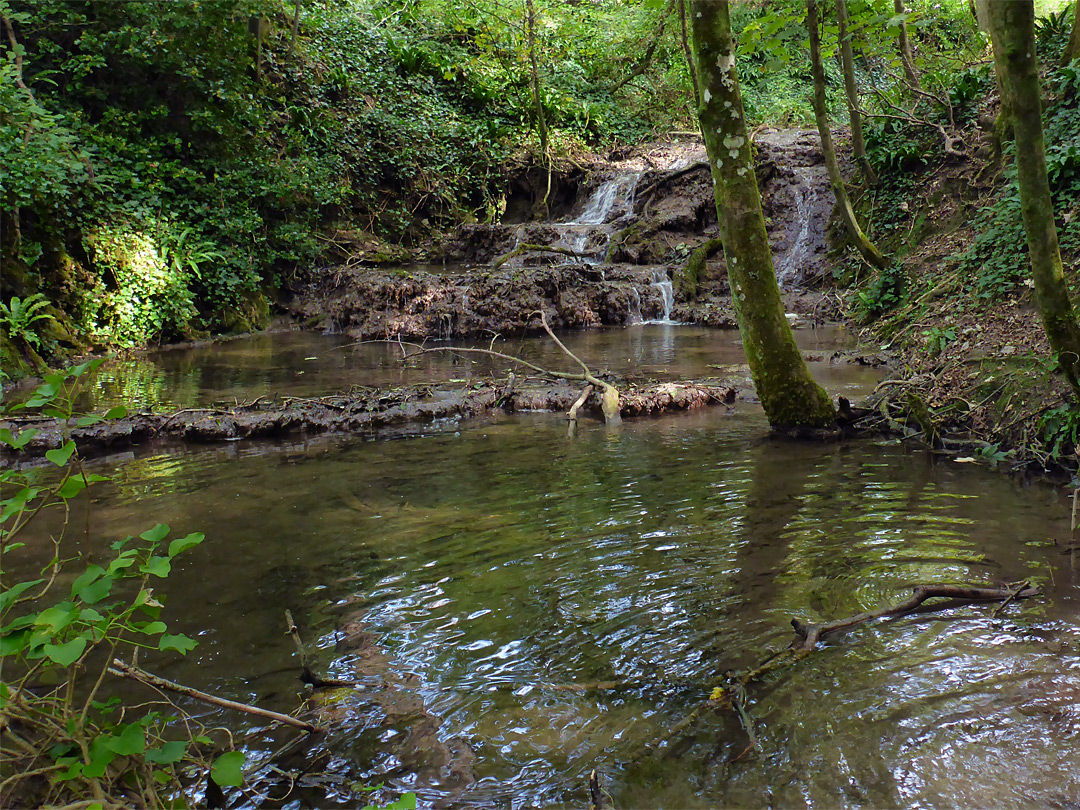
[67,324,878,413]
[13,406,1078,809]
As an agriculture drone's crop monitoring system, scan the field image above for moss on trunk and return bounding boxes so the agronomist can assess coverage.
[807,0,889,271]
[988,0,1080,391]
[688,0,835,430]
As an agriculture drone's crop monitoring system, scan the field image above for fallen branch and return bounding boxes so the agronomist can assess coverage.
[108,660,323,734]
[651,582,1041,756]
[789,583,1039,651]
[538,311,621,424]
[491,243,585,269]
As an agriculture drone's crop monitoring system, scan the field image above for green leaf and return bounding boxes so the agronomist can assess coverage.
[104,406,128,419]
[76,415,103,427]
[44,636,88,666]
[70,565,104,599]
[210,751,246,787]
[168,532,204,558]
[0,628,31,656]
[35,604,78,632]
[159,634,197,654]
[79,575,114,605]
[105,723,146,756]
[138,621,167,635]
[57,476,89,499]
[0,427,37,449]
[141,524,170,544]
[1,578,44,612]
[145,740,187,764]
[141,556,171,578]
[385,794,418,810]
[44,441,76,467]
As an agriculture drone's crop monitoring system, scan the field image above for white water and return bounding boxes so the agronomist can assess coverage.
[775,167,818,285]
[643,269,675,324]
[572,173,643,225]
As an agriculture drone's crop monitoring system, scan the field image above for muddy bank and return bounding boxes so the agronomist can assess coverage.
[0,380,737,461]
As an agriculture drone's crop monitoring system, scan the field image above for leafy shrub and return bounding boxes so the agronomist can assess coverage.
[0,293,55,349]
[856,262,907,321]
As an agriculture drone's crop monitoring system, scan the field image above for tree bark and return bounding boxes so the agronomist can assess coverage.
[688,0,835,430]
[894,0,923,91]
[525,0,548,160]
[287,0,302,60]
[836,0,877,184]
[988,0,1080,391]
[1062,0,1080,66]
[677,0,701,110]
[807,0,889,271]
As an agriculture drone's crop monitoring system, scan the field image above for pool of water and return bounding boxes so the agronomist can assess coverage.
[55,323,878,413]
[9,401,1078,808]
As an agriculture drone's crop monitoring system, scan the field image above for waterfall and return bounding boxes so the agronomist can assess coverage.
[775,167,818,285]
[645,269,675,324]
[627,287,643,325]
[572,173,643,225]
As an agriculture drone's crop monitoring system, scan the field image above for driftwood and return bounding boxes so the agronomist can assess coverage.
[491,243,585,269]
[108,660,323,733]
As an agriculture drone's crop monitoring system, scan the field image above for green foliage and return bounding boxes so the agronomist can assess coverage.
[1038,401,1080,461]
[923,325,957,355]
[0,361,244,807]
[0,293,55,348]
[855,262,907,321]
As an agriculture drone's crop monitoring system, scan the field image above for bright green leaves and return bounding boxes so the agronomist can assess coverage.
[144,740,188,765]
[210,751,246,787]
[158,634,197,655]
[0,427,37,449]
[43,636,88,666]
[168,532,204,558]
[45,440,76,467]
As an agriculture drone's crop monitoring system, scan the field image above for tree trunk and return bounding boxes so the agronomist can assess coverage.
[677,0,701,110]
[688,0,835,430]
[1062,0,1080,67]
[288,0,302,60]
[836,0,877,184]
[807,0,889,270]
[525,0,548,160]
[894,0,922,91]
[988,0,1080,391]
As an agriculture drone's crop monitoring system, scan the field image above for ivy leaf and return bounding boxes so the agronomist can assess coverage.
[45,441,76,467]
[104,406,128,419]
[1,578,44,612]
[0,427,37,449]
[44,636,88,666]
[210,751,246,787]
[57,476,89,499]
[159,634,197,654]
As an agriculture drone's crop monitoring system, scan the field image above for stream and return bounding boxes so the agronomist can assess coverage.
[7,327,1080,809]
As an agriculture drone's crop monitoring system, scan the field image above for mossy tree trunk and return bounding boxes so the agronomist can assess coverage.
[688,0,835,430]
[988,0,1080,391]
[807,0,889,270]
[836,0,876,184]
[677,0,702,110]
[1063,0,1080,67]
[894,0,923,91]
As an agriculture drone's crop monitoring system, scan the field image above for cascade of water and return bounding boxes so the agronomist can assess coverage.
[573,173,642,225]
[647,269,675,324]
[776,168,818,285]
[627,287,643,325]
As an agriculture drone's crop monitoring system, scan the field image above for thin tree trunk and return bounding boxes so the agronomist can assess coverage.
[836,0,877,184]
[894,0,922,91]
[807,0,888,270]
[1062,0,1080,66]
[525,0,548,160]
[988,0,1080,391]
[287,0,302,60]
[677,0,701,110]
[688,0,835,430]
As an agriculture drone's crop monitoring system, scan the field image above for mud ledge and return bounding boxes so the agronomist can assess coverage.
[0,380,738,462]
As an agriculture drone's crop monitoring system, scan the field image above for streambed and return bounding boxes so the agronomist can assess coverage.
[5,328,1078,809]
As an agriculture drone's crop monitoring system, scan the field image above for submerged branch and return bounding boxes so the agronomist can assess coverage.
[108,660,323,733]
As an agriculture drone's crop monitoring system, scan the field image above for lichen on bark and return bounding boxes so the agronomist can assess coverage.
[688,0,835,430]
